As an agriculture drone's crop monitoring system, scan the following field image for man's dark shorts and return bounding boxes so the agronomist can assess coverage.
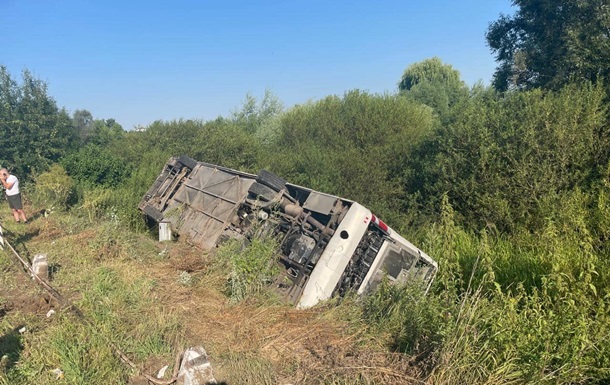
[6,194,22,210]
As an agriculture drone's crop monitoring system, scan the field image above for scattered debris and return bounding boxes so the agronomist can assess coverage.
[177,346,216,385]
[178,271,193,286]
[156,364,169,379]
[50,368,64,380]
[18,326,26,334]
[32,254,49,281]
[46,309,56,318]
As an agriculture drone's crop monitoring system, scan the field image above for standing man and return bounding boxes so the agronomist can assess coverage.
[0,168,27,223]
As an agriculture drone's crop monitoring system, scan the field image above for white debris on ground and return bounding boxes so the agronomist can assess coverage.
[32,254,49,280]
[176,346,216,385]
[50,368,64,380]
[156,364,169,379]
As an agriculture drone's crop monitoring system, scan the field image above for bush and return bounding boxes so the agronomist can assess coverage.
[407,82,608,232]
[61,144,130,187]
[31,163,76,211]
[271,90,435,220]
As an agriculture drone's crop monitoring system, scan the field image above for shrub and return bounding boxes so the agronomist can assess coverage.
[61,144,130,187]
[31,163,76,211]
[407,82,608,232]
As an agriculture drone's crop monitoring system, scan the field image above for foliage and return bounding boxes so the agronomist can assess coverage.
[215,237,280,302]
[71,109,124,146]
[398,57,470,124]
[487,0,610,91]
[363,281,445,354]
[0,66,78,178]
[72,109,94,142]
[107,151,170,229]
[31,163,76,211]
[87,118,124,147]
[130,118,263,172]
[406,82,608,232]
[423,266,610,385]
[273,90,435,222]
[78,187,117,222]
[231,89,284,143]
[361,195,610,384]
[61,144,131,187]
[11,67,610,383]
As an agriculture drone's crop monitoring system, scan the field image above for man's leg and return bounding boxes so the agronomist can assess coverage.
[17,209,27,222]
[12,209,19,222]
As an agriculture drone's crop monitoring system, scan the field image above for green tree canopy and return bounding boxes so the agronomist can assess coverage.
[487,0,610,91]
[0,66,77,177]
[406,82,608,231]
[231,89,284,144]
[398,57,469,124]
[72,109,94,142]
[61,144,130,187]
[274,90,436,221]
[87,118,125,146]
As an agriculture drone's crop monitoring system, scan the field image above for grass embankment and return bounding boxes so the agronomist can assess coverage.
[0,205,416,385]
[1,188,610,385]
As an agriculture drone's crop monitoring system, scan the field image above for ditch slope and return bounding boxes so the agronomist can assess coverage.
[0,209,422,384]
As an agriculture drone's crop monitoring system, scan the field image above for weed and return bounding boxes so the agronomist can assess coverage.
[215,236,280,303]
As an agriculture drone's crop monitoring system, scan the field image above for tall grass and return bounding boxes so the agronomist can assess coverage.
[361,194,610,384]
[214,236,280,303]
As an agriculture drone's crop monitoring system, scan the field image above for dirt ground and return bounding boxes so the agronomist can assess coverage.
[1,241,54,320]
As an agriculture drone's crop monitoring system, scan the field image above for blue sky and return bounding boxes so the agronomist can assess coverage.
[1,1,515,130]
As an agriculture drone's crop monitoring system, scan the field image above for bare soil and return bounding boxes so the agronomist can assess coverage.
[1,252,53,319]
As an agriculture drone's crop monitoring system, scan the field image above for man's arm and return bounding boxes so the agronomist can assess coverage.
[0,176,14,190]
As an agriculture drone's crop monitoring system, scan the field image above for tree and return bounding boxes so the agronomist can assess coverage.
[0,66,78,177]
[87,118,124,146]
[398,58,469,124]
[487,0,610,91]
[405,82,608,232]
[61,144,130,187]
[72,109,94,142]
[274,90,436,221]
[231,89,284,142]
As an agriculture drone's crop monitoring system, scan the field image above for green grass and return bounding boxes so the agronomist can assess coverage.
[214,236,280,303]
[0,209,183,385]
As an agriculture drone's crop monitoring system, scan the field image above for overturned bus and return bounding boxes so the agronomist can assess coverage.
[139,156,438,308]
